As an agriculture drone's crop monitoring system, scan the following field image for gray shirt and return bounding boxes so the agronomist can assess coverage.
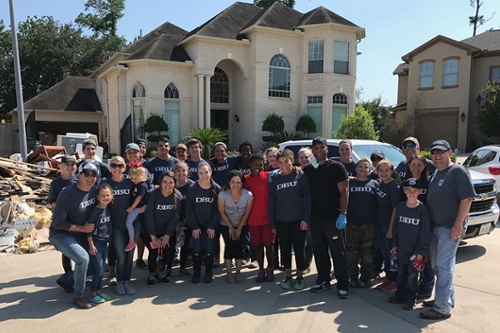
[427,164,475,229]
[218,189,253,227]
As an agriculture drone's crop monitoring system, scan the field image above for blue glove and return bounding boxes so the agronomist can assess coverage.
[336,214,347,230]
[267,169,279,183]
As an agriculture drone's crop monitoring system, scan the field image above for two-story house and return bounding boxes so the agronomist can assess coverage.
[392,29,500,151]
[13,2,365,154]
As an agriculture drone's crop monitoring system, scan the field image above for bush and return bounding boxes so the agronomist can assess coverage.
[295,114,316,138]
[335,105,377,140]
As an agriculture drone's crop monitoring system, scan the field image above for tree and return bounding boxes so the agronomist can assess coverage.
[186,128,228,160]
[469,0,495,36]
[476,82,500,138]
[143,114,168,143]
[254,0,295,9]
[295,114,316,138]
[360,96,393,138]
[261,113,300,144]
[75,0,125,36]
[335,105,377,140]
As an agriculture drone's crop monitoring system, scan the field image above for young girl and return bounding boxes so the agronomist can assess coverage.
[346,158,378,288]
[265,147,279,171]
[124,163,149,252]
[375,159,401,292]
[87,184,114,304]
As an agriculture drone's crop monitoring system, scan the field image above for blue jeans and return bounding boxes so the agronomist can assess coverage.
[192,225,215,254]
[376,226,397,282]
[113,224,140,283]
[396,263,419,304]
[89,242,108,292]
[49,233,89,298]
[429,223,465,314]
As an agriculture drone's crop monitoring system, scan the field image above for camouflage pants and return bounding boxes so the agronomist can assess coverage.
[346,223,376,282]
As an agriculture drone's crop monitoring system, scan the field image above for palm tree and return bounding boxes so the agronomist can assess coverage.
[186,128,228,160]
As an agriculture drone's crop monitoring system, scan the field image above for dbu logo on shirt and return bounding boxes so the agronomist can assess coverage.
[195,197,213,203]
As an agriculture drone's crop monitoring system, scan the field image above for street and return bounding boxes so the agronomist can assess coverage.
[1,223,499,333]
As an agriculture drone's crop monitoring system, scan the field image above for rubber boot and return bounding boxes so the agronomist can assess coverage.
[304,248,314,274]
[204,253,214,284]
[191,253,202,284]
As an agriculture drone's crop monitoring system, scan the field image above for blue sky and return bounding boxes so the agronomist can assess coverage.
[2,0,499,106]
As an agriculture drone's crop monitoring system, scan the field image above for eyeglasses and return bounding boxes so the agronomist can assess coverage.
[82,171,97,178]
[110,163,125,168]
[430,149,448,155]
[403,144,417,149]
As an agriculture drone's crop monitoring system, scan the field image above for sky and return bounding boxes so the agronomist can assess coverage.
[1,0,499,106]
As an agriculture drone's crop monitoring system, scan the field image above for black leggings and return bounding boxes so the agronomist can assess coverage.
[180,226,192,269]
[107,238,116,267]
[139,233,168,274]
[276,220,307,271]
[220,224,247,260]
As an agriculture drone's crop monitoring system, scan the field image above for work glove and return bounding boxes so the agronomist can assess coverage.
[267,169,279,183]
[336,214,347,230]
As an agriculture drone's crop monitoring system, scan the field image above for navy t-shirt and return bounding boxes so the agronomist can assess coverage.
[375,179,401,227]
[331,157,356,177]
[186,182,221,229]
[150,156,179,185]
[186,159,204,182]
[48,175,78,204]
[176,179,194,223]
[211,155,241,186]
[347,178,379,226]
[235,161,251,175]
[131,181,149,207]
[87,207,112,243]
[396,158,436,180]
[101,177,134,229]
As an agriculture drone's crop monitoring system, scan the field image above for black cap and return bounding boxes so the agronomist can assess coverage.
[401,178,424,189]
[312,137,327,146]
[430,140,451,151]
[370,150,385,159]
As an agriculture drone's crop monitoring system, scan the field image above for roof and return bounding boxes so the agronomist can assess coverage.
[22,76,101,112]
[402,35,480,62]
[242,2,302,32]
[122,22,189,55]
[393,63,409,75]
[298,6,359,28]
[461,29,500,51]
[125,34,191,62]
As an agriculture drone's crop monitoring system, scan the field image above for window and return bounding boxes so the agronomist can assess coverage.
[268,54,291,98]
[131,82,146,141]
[419,61,434,88]
[307,107,322,138]
[164,83,180,145]
[333,93,348,105]
[210,67,229,103]
[307,96,323,104]
[443,58,459,86]
[334,41,349,74]
[308,41,324,74]
[491,66,500,83]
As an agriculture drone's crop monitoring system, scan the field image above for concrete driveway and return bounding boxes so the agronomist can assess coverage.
[1,224,499,333]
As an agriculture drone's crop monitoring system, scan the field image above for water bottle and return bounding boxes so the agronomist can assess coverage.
[389,254,398,272]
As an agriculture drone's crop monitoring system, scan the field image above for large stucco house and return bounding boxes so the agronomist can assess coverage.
[13,1,365,154]
[392,29,500,151]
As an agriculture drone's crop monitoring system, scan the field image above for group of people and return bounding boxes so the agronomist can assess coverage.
[48,135,474,321]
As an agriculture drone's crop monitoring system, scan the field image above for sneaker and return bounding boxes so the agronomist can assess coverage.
[380,281,397,293]
[124,281,136,295]
[116,282,126,295]
[164,268,172,279]
[204,270,213,284]
[124,242,136,252]
[73,297,91,309]
[56,277,73,293]
[294,277,305,290]
[281,276,294,290]
[388,295,406,304]
[358,280,370,289]
[376,278,390,290]
[157,272,169,284]
[338,290,350,299]
[192,270,201,284]
[403,302,415,310]
[85,276,92,286]
[136,259,148,270]
[265,268,275,282]
[180,268,191,278]
[310,281,331,293]
[108,275,118,286]
[87,295,105,304]
[146,276,156,287]
[419,309,451,320]
[349,280,359,288]
[417,293,432,300]
[249,260,259,269]
[255,269,266,283]
[98,293,111,301]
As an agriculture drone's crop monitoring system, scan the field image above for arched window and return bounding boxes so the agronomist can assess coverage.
[164,83,180,145]
[333,93,348,105]
[131,82,146,141]
[269,54,291,98]
[211,67,229,103]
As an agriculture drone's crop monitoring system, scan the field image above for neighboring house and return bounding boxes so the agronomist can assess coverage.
[392,29,500,151]
[14,1,365,154]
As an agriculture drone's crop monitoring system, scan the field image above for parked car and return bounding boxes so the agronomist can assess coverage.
[279,139,499,239]
[462,145,500,200]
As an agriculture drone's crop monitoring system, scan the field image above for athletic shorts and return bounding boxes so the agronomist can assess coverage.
[248,224,275,245]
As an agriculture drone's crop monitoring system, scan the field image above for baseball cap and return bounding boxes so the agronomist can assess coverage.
[312,136,327,146]
[135,138,147,146]
[176,143,187,151]
[125,143,141,152]
[82,139,97,148]
[61,155,76,164]
[430,139,451,151]
[403,136,419,147]
[370,150,385,159]
[401,178,424,189]
[78,161,98,173]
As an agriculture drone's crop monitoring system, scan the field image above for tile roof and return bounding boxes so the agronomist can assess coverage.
[125,34,191,62]
[393,63,409,75]
[242,1,302,31]
[461,29,500,51]
[298,6,359,28]
[23,76,101,112]
[122,22,189,54]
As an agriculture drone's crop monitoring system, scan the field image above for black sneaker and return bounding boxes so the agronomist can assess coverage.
[204,270,213,284]
[180,268,191,278]
[73,297,91,309]
[349,280,359,288]
[403,302,415,310]
[146,276,156,287]
[358,280,370,289]
[164,268,172,279]
[388,295,406,304]
[56,277,73,293]
[338,290,349,299]
[157,273,170,284]
[310,281,331,293]
[192,270,201,284]
[136,259,148,270]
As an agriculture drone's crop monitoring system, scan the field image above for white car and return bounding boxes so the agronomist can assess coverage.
[462,145,500,200]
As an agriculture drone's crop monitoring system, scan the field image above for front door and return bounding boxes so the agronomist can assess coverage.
[211,109,229,132]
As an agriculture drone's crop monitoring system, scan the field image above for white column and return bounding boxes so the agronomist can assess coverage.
[205,75,212,128]
[196,74,204,128]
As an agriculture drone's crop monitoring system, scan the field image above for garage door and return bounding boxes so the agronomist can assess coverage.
[417,111,458,150]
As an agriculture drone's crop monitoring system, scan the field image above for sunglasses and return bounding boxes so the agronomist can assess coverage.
[430,149,449,155]
[370,157,382,162]
[82,171,97,178]
[110,163,125,168]
[403,144,417,149]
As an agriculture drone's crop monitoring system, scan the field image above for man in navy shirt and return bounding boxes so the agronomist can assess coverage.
[396,137,435,179]
[149,137,179,185]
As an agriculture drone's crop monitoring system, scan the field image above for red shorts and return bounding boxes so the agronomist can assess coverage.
[248,224,275,245]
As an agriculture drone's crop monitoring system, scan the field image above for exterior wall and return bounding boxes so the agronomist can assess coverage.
[406,43,472,150]
[396,74,408,105]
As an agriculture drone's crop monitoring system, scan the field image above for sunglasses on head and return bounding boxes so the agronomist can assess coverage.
[430,149,448,155]
[403,144,417,149]
[82,171,97,178]
[110,163,125,168]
